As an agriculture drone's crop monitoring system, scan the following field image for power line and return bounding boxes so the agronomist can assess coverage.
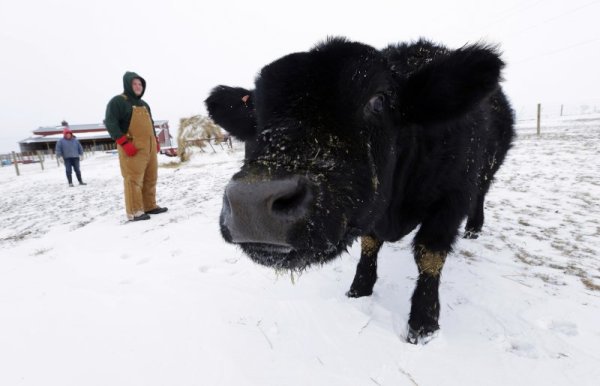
[514,37,600,63]
[481,0,547,31]
[428,0,545,41]
[508,0,600,37]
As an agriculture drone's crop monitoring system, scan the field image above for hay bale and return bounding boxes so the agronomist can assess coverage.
[177,115,225,161]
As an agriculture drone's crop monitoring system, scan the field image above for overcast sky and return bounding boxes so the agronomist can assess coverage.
[1,0,599,153]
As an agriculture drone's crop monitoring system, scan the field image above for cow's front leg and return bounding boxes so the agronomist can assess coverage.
[407,245,447,344]
[406,202,464,344]
[346,236,383,298]
[464,192,485,239]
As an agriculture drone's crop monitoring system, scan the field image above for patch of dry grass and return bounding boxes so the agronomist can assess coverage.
[160,161,182,169]
[581,277,600,291]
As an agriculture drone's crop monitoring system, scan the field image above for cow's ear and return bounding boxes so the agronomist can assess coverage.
[205,86,257,141]
[399,45,504,123]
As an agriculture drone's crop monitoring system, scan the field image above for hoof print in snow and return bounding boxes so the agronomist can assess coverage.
[546,320,579,337]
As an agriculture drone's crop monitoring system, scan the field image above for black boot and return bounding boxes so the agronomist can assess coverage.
[145,207,168,215]
[131,213,151,221]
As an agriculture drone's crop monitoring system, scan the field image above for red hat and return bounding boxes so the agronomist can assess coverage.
[63,127,73,137]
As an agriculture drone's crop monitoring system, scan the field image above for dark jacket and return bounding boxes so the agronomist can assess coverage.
[55,137,83,158]
[104,71,155,140]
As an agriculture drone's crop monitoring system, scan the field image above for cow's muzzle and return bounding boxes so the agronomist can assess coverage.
[221,176,313,248]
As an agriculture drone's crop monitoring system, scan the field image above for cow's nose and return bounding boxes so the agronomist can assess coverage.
[222,176,312,246]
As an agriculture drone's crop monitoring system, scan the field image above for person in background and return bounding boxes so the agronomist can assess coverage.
[55,126,86,187]
[104,71,167,221]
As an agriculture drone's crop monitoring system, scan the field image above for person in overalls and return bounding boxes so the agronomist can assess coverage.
[104,71,168,221]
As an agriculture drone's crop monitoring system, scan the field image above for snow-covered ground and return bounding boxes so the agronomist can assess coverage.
[1,116,599,386]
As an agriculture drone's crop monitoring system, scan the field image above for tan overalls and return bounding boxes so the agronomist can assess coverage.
[118,104,158,219]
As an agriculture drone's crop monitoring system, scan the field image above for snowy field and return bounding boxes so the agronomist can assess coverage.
[1,116,599,386]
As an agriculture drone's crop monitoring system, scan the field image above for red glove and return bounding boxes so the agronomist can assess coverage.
[155,137,160,153]
[116,136,138,157]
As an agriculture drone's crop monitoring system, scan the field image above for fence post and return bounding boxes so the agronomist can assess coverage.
[536,103,541,136]
[12,151,20,176]
[37,150,45,170]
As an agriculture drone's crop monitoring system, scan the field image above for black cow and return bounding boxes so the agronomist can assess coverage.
[205,38,514,344]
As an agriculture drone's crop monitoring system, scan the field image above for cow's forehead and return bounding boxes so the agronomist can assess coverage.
[254,44,389,125]
[258,46,386,90]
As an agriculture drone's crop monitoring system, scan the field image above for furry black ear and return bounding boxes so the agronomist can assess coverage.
[400,45,504,123]
[205,86,257,141]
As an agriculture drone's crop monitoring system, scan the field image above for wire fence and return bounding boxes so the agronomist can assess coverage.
[0,147,100,176]
[4,102,598,175]
[515,102,600,122]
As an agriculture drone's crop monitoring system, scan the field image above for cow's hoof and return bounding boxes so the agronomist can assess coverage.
[463,230,479,239]
[406,325,439,344]
[346,287,372,298]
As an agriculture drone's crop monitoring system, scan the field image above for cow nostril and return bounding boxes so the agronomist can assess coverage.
[271,182,310,216]
[222,177,313,245]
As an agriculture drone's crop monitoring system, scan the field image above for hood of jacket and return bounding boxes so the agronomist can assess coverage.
[63,127,74,139]
[123,71,146,100]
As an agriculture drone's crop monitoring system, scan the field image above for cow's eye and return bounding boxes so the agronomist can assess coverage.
[368,94,385,114]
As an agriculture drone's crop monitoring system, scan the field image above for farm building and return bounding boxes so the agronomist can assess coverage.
[18,120,174,153]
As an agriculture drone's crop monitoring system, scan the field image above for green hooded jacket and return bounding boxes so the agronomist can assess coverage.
[104,71,155,140]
